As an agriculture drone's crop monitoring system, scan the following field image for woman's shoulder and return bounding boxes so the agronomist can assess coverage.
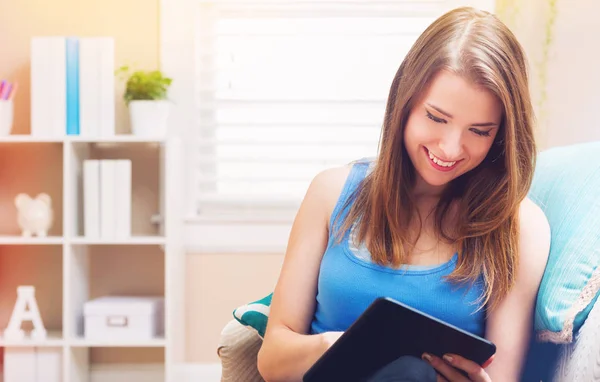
[518,197,550,237]
[517,197,551,273]
[309,164,352,218]
[309,158,374,224]
[311,157,374,193]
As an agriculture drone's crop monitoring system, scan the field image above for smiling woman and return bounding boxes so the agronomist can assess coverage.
[258,6,550,382]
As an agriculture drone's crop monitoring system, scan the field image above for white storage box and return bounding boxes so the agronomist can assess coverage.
[84,296,164,341]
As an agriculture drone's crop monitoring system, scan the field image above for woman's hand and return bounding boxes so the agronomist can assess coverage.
[319,331,344,351]
[422,353,494,382]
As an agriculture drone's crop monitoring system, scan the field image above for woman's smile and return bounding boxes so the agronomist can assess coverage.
[423,147,462,172]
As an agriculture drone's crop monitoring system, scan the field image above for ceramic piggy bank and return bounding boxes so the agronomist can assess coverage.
[14,193,54,237]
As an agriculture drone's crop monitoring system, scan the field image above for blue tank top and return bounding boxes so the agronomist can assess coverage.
[310,158,487,337]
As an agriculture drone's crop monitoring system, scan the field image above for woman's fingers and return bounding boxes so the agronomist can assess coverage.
[422,353,469,382]
[442,354,491,382]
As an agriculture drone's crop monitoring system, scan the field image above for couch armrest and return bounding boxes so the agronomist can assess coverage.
[552,299,600,381]
[218,319,265,382]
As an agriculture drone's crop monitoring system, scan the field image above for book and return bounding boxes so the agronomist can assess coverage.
[114,159,132,238]
[84,160,101,238]
[66,37,80,135]
[31,36,115,137]
[100,160,116,239]
[4,347,36,382]
[35,348,62,382]
[79,37,115,137]
[31,37,67,137]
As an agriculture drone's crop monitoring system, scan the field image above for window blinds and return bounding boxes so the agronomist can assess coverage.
[193,0,454,216]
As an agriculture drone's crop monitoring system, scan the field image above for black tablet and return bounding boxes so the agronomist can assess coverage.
[303,297,496,382]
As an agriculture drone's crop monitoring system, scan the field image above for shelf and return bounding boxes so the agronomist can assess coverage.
[0,332,166,347]
[0,331,64,347]
[0,236,64,245]
[70,336,166,347]
[0,136,63,143]
[70,236,166,245]
[0,236,167,245]
[68,136,165,144]
[0,135,165,144]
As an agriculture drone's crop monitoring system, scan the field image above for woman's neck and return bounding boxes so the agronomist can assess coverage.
[412,174,448,198]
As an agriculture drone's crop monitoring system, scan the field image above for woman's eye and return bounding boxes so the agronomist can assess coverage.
[426,111,446,124]
[470,128,492,137]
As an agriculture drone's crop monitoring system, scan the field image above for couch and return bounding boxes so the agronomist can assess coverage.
[217,296,599,381]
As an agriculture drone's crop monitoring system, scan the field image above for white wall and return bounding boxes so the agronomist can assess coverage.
[498,0,600,150]
[544,0,600,149]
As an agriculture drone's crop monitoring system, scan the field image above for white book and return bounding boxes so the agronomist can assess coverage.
[79,37,115,138]
[79,39,100,138]
[35,348,62,382]
[98,38,115,137]
[84,160,101,237]
[114,160,132,238]
[31,37,66,137]
[100,160,116,239]
[4,347,36,382]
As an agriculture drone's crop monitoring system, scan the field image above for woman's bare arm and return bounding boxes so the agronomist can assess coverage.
[484,199,551,381]
[257,166,351,382]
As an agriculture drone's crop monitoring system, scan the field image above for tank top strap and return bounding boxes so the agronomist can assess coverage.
[329,158,373,236]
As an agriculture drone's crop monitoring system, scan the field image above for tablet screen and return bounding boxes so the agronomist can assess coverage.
[303,297,496,382]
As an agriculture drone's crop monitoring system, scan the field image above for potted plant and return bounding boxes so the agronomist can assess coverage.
[116,66,173,137]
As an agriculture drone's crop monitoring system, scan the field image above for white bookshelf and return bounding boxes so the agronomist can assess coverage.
[69,237,166,245]
[0,135,186,382]
[0,236,65,245]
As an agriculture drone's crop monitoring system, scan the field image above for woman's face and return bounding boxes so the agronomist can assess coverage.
[403,70,503,194]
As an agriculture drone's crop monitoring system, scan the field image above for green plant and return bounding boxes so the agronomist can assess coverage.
[116,65,172,105]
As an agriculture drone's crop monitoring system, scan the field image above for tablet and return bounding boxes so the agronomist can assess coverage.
[303,297,496,382]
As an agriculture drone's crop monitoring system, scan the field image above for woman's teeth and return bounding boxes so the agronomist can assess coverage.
[428,150,456,167]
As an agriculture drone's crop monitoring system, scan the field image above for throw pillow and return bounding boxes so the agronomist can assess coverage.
[528,141,600,343]
[233,293,272,338]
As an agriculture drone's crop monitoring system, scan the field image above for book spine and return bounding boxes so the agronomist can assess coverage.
[50,37,67,137]
[100,160,116,239]
[84,160,101,238]
[99,38,115,137]
[66,37,80,135]
[4,347,36,382]
[35,348,62,382]
[79,38,99,138]
[114,159,132,238]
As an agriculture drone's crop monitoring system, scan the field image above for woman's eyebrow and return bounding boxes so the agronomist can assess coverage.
[425,103,453,118]
[470,122,498,127]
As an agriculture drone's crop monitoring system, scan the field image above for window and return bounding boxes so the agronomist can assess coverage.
[161,0,495,251]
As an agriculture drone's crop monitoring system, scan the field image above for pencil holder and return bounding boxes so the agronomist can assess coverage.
[0,99,14,136]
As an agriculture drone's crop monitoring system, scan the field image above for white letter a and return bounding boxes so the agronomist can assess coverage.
[4,286,47,340]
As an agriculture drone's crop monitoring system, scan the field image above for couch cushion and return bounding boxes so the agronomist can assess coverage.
[528,141,600,343]
[218,319,265,382]
[233,293,272,338]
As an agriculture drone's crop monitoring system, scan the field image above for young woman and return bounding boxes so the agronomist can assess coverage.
[257,6,551,382]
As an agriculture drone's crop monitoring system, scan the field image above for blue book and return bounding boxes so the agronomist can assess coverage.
[66,37,80,135]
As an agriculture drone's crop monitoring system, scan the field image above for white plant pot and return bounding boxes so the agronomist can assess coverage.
[129,100,170,138]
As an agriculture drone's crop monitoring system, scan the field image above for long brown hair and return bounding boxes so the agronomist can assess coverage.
[335,7,536,311]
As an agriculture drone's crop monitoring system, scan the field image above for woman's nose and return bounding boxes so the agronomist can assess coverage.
[438,132,463,160]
